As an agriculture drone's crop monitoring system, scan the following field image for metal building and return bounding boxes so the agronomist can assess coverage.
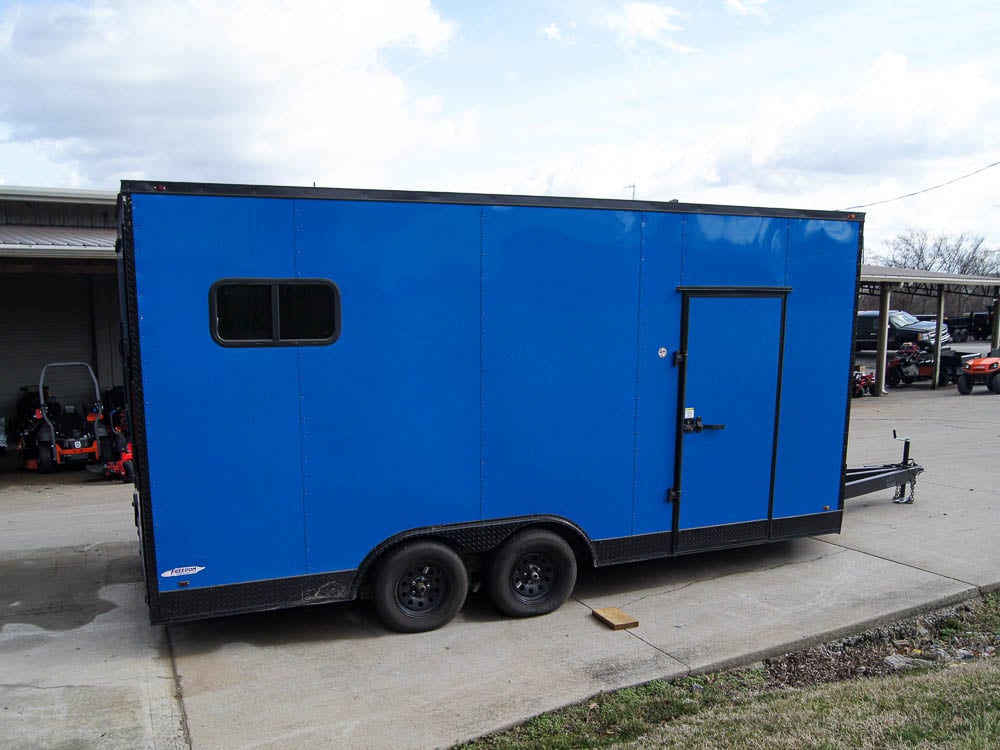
[0,186,121,460]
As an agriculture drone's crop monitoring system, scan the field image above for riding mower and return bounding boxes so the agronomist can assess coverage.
[956,349,1000,395]
[12,362,120,475]
[93,385,134,481]
[885,342,969,388]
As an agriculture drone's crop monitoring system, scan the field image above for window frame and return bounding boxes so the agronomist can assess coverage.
[209,278,341,347]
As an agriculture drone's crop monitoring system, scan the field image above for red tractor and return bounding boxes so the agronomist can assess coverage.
[956,349,1000,395]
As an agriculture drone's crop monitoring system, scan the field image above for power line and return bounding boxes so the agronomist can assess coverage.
[843,159,1000,210]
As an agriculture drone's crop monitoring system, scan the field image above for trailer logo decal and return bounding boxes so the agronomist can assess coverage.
[161,566,205,578]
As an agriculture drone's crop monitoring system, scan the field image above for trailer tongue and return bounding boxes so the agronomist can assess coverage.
[844,433,924,504]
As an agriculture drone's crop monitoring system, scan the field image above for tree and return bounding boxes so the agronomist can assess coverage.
[865,230,1000,315]
[874,230,1000,277]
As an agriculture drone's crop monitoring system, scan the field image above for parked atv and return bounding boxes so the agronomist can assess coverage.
[852,368,875,397]
[13,362,112,473]
[885,343,968,388]
[956,349,1000,395]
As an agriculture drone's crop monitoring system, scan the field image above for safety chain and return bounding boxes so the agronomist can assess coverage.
[893,477,916,504]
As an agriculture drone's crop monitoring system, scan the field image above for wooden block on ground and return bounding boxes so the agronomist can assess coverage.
[592,606,639,630]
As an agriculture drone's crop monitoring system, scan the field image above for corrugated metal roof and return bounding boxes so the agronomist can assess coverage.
[0,226,116,259]
[861,264,1000,286]
[0,185,117,204]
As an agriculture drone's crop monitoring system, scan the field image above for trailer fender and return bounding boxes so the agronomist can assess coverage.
[350,515,596,600]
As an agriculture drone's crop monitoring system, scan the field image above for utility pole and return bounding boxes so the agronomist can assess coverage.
[624,184,636,200]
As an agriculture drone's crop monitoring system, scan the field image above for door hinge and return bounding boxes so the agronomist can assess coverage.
[666,488,680,503]
[673,351,685,366]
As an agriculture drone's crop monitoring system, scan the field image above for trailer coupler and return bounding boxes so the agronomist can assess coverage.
[843,432,923,503]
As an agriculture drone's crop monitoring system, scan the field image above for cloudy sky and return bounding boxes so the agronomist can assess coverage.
[1,0,997,252]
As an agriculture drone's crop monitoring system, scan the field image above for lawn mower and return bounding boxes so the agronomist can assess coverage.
[956,349,1000,395]
[89,385,134,481]
[13,362,112,473]
[885,343,969,388]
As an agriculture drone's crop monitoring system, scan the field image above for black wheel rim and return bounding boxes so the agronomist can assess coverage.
[509,552,556,604]
[394,562,451,618]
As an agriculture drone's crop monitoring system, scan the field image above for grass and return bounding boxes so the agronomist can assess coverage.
[616,660,1000,750]
[454,593,1000,750]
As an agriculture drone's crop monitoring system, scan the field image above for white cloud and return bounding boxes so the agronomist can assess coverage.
[0,0,461,186]
[603,2,695,53]
[539,22,561,41]
[725,0,769,21]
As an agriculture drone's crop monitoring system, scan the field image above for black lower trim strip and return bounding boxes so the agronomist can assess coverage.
[155,571,355,624]
[592,531,672,566]
[677,520,769,552]
[771,511,842,539]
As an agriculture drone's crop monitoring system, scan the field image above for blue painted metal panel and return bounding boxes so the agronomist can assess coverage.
[681,215,787,287]
[633,213,684,535]
[679,295,782,530]
[482,207,640,539]
[292,200,482,573]
[131,194,307,590]
[772,220,859,519]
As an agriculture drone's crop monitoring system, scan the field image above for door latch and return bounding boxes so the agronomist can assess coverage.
[682,416,726,433]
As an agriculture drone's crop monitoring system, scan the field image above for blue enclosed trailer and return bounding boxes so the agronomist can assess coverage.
[118,181,890,632]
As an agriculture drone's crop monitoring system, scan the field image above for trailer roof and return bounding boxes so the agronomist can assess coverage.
[119,180,864,223]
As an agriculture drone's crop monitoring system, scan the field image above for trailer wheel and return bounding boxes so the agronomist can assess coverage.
[372,541,468,633]
[487,529,577,618]
[36,444,54,474]
[989,373,1000,395]
[956,375,973,395]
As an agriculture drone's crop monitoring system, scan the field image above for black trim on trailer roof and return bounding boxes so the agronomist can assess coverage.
[119,180,864,223]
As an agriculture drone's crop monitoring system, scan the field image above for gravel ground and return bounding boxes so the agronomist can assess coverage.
[764,599,999,689]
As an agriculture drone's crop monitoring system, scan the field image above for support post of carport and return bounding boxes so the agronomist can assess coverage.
[932,284,945,389]
[992,295,1000,351]
[874,282,893,395]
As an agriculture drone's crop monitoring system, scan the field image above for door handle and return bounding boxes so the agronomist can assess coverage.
[682,416,726,433]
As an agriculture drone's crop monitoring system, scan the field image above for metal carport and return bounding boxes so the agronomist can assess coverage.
[858,264,1000,395]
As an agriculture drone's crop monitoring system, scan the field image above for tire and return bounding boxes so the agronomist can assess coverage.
[990,373,1000,395]
[956,375,973,395]
[122,460,135,483]
[901,376,915,385]
[487,529,577,618]
[886,370,901,388]
[372,541,467,633]
[937,371,950,387]
[36,444,54,473]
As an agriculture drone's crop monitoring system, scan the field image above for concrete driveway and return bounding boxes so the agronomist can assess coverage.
[1,383,997,749]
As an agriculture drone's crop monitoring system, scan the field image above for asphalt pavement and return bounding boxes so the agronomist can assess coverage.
[1,377,998,749]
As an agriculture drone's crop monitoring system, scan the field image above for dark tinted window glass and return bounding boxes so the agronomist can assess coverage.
[279,284,337,340]
[217,284,272,340]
